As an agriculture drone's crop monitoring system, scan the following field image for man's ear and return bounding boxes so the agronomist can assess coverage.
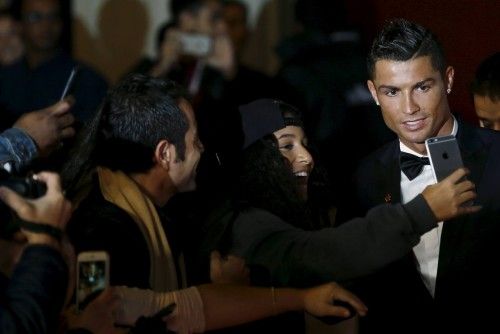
[154,140,176,169]
[445,66,455,94]
[367,80,379,106]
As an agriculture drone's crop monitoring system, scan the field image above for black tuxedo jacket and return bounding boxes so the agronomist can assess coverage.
[351,122,500,333]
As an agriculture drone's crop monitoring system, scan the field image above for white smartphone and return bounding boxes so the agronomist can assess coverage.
[76,251,110,312]
[179,33,213,57]
[425,135,464,182]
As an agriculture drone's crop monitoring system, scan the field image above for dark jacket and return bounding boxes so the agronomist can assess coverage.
[350,121,500,333]
[0,245,68,334]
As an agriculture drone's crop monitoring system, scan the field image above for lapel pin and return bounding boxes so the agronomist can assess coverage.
[384,193,392,203]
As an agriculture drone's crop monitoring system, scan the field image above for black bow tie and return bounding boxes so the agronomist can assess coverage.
[400,152,430,181]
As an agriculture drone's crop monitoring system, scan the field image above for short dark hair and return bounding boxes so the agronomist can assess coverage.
[471,52,500,102]
[170,0,204,23]
[11,0,61,20]
[223,0,248,22]
[96,74,189,172]
[367,18,446,79]
[62,74,190,196]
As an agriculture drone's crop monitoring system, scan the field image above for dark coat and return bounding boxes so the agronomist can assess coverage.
[351,121,500,333]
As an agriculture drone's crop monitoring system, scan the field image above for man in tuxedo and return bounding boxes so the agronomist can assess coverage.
[350,18,500,333]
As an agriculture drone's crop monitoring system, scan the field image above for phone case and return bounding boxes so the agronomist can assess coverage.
[425,135,464,182]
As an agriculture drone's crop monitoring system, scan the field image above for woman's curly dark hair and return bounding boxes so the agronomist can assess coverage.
[236,101,334,230]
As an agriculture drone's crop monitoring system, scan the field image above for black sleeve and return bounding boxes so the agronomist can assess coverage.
[68,204,151,290]
[0,245,68,334]
[232,195,436,286]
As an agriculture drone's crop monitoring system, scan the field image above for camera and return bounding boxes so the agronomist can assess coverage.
[0,169,47,238]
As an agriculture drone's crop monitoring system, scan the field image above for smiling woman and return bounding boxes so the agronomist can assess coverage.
[199,97,479,332]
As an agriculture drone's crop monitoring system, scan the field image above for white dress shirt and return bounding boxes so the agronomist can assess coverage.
[399,117,458,297]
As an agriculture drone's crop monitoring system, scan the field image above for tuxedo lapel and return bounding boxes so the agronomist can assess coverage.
[376,141,402,204]
[435,122,487,299]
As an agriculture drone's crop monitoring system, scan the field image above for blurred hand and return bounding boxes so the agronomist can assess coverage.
[14,99,75,157]
[205,30,236,80]
[0,172,72,245]
[67,288,125,334]
[302,282,367,318]
[210,251,250,285]
[422,167,481,221]
[151,29,182,78]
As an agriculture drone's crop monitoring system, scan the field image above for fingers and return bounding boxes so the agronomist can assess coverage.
[330,284,368,317]
[454,179,475,194]
[58,113,75,129]
[49,99,73,116]
[34,172,63,194]
[60,126,76,139]
[0,186,32,217]
[459,205,482,215]
[210,250,222,264]
[444,167,469,184]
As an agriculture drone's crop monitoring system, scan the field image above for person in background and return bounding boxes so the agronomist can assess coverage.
[0,0,107,127]
[471,52,500,131]
[0,9,24,66]
[221,0,248,60]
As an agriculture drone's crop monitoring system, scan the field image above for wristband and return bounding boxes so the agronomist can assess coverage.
[18,219,63,242]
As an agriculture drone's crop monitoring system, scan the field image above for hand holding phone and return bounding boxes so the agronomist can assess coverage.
[76,251,110,312]
[425,135,464,182]
[425,135,475,208]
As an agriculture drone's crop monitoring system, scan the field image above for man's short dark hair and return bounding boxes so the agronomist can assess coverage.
[96,74,189,173]
[471,52,500,102]
[367,18,446,79]
[10,0,61,20]
[170,0,204,23]
[223,0,248,22]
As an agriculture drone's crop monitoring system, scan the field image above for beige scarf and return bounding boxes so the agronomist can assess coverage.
[97,166,184,292]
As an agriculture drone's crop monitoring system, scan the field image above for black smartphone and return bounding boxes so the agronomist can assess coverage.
[425,135,464,182]
[60,66,79,100]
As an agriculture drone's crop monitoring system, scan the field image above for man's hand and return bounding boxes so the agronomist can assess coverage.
[67,288,125,334]
[302,282,368,318]
[0,172,72,246]
[210,251,250,285]
[13,99,75,157]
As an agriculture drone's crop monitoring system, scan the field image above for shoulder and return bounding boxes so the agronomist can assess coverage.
[235,207,287,225]
[357,140,398,175]
[68,187,137,238]
[73,61,108,86]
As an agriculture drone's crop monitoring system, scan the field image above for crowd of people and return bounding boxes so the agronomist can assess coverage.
[1,0,499,334]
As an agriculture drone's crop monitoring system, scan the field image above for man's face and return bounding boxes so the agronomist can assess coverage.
[474,94,500,131]
[21,0,62,52]
[170,99,204,192]
[367,56,454,154]
[223,4,247,54]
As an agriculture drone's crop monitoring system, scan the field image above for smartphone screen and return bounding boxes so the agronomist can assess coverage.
[179,33,213,57]
[76,251,109,312]
[425,135,464,182]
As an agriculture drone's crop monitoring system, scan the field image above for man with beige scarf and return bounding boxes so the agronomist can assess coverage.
[62,74,367,333]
